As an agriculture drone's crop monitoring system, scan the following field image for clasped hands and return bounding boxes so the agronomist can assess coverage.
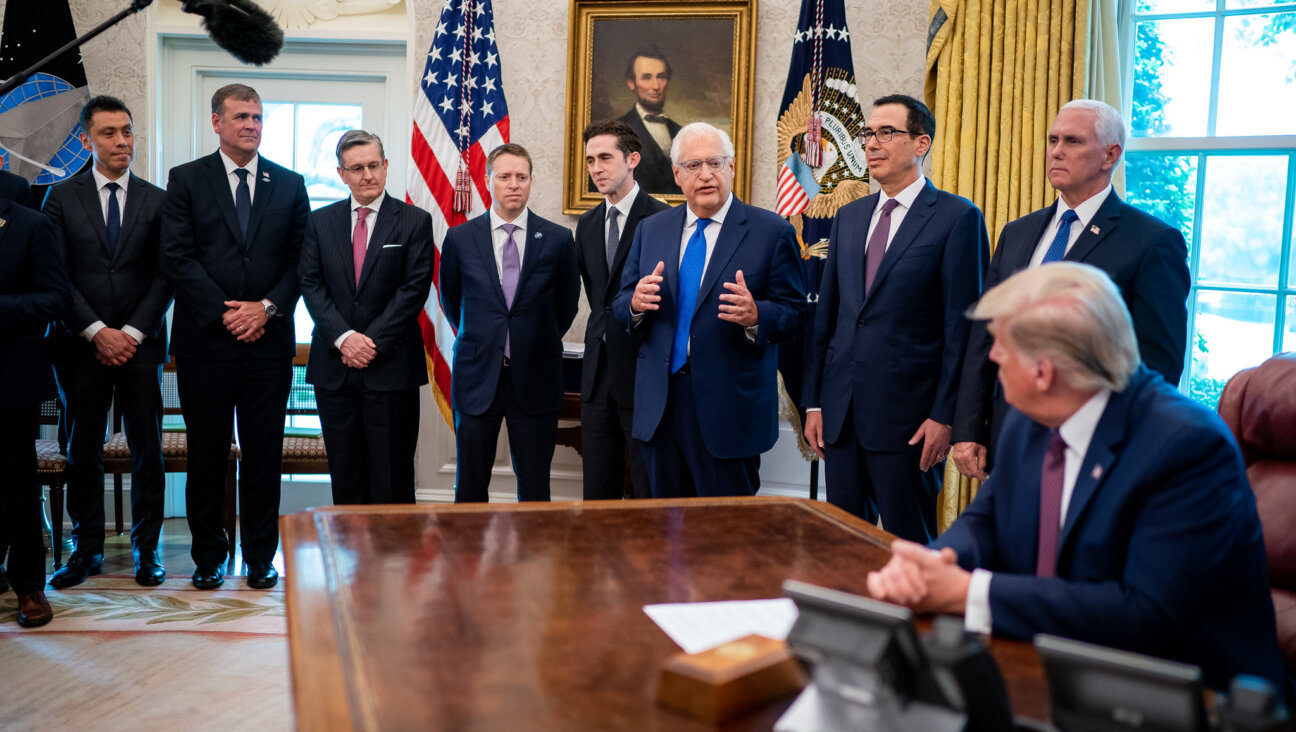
[630,260,758,327]
[339,332,377,369]
[92,327,138,366]
[222,300,269,343]
[866,539,971,615]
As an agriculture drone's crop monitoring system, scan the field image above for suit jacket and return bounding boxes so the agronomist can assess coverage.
[0,169,36,209]
[299,194,434,391]
[439,210,580,416]
[611,197,806,459]
[618,108,682,196]
[953,192,1190,446]
[933,367,1284,691]
[42,172,172,363]
[160,152,310,361]
[803,180,989,450]
[0,199,72,408]
[575,189,670,405]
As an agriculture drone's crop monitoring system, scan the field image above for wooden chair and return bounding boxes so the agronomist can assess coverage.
[281,344,330,477]
[35,398,69,567]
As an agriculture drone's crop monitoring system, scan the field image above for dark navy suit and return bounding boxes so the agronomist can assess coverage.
[299,193,433,504]
[612,197,805,497]
[574,189,669,499]
[953,192,1190,459]
[804,180,988,541]
[439,210,580,501]
[933,367,1284,691]
[0,169,36,210]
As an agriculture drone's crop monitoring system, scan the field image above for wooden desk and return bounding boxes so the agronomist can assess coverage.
[282,497,1048,730]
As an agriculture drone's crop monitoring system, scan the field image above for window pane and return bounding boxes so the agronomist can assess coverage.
[1196,155,1288,286]
[1228,0,1292,8]
[1286,296,1296,352]
[1132,19,1214,137]
[261,102,295,167]
[1125,154,1198,246]
[295,103,362,203]
[1190,290,1277,408]
[1217,13,1296,135]
[1136,0,1213,11]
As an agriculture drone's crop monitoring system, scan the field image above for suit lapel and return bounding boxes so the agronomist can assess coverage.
[1058,376,1142,552]
[609,193,655,300]
[845,195,877,314]
[1064,192,1124,264]
[204,154,243,244]
[73,174,112,255]
[1016,422,1052,571]
[661,206,686,312]
[245,158,276,247]
[356,194,399,293]
[472,214,507,309]
[695,199,748,313]
[117,174,150,257]
[329,202,358,290]
[1011,205,1057,270]
[865,181,936,306]
[588,201,610,299]
[516,215,545,305]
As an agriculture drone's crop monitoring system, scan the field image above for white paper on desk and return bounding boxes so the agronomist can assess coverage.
[643,598,799,654]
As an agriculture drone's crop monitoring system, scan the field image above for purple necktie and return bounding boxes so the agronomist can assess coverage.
[500,223,520,358]
[1036,429,1067,578]
[864,198,900,294]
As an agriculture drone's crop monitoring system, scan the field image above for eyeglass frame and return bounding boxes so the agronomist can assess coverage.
[340,161,385,175]
[856,127,924,144]
[675,156,732,176]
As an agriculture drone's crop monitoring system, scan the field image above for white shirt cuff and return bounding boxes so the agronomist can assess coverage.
[81,321,107,342]
[963,568,993,634]
[805,407,821,413]
[744,324,758,342]
[121,325,145,344]
[630,311,645,329]
[335,329,357,350]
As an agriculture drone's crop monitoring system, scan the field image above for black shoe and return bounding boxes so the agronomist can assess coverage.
[49,551,103,589]
[0,565,8,594]
[192,564,224,590]
[134,549,166,586]
[246,561,278,589]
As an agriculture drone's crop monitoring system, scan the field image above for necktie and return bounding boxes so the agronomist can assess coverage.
[500,223,521,358]
[104,181,121,254]
[670,218,709,373]
[1041,209,1079,264]
[234,168,252,240]
[1036,429,1068,578]
[864,198,900,294]
[353,206,372,287]
[605,207,621,273]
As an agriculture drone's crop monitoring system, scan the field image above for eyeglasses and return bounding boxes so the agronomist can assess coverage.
[676,156,731,176]
[857,127,919,144]
[342,161,384,175]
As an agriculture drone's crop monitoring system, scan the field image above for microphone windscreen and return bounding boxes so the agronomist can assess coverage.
[190,0,284,66]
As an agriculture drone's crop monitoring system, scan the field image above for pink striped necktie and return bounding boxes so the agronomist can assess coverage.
[353,206,372,287]
[1036,429,1067,578]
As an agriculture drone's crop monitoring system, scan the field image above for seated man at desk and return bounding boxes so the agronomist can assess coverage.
[866,262,1284,692]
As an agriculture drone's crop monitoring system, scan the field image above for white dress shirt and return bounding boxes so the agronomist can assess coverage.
[963,388,1113,633]
[1028,185,1113,267]
[605,183,640,247]
[334,192,388,349]
[218,150,259,202]
[636,104,673,154]
[864,174,927,254]
[489,207,530,283]
[81,167,146,345]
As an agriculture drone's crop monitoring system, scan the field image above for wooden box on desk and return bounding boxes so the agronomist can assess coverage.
[657,634,807,723]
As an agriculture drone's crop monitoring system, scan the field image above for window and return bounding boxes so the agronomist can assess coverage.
[1124,1,1296,408]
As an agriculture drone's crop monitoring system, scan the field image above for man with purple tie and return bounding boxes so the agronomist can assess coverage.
[439,144,580,502]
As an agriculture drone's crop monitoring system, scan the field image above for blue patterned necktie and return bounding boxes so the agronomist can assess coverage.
[104,181,121,254]
[1041,208,1079,264]
[234,168,252,240]
[670,218,710,373]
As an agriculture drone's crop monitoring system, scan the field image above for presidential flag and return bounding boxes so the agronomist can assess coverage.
[775,0,869,459]
[407,0,510,430]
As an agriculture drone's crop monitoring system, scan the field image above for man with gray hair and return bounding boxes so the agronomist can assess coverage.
[299,130,433,504]
[951,99,1190,481]
[612,122,805,497]
[867,262,1283,692]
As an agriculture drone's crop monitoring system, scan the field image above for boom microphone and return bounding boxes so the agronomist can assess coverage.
[180,0,284,66]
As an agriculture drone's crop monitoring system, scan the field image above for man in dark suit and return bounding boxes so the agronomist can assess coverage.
[440,143,580,502]
[613,122,805,498]
[575,119,670,500]
[0,169,36,209]
[0,198,72,626]
[867,263,1283,692]
[160,83,310,590]
[951,99,1190,481]
[802,95,988,542]
[617,47,682,196]
[43,96,171,588]
[299,130,433,504]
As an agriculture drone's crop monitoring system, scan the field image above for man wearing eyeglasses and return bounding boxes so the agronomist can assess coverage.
[298,130,433,505]
[803,94,989,542]
[613,122,806,497]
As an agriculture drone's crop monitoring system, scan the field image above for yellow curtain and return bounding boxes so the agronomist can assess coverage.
[924,0,1092,532]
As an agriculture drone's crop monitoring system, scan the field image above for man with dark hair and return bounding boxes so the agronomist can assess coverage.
[440,143,580,502]
[803,93,989,542]
[161,82,310,590]
[43,95,172,588]
[618,47,682,195]
[950,99,1189,481]
[299,130,433,505]
[575,119,669,499]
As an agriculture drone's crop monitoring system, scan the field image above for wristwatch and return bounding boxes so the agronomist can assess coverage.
[261,299,279,318]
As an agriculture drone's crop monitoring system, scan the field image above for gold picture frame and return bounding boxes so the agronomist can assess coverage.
[563,0,757,213]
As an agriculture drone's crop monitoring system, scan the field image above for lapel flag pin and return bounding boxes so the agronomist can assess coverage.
[533,232,542,239]
[1089,225,1100,235]
[1091,464,1103,480]
[0,218,6,228]
[261,172,270,181]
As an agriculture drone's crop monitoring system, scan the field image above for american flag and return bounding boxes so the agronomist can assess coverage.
[407,0,510,429]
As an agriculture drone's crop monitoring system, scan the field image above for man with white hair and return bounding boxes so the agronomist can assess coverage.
[951,99,1190,480]
[612,122,805,497]
[867,262,1283,692]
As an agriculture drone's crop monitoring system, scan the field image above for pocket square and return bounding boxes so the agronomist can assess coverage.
[382,244,402,248]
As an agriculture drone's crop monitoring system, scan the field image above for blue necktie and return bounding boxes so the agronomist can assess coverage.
[1041,208,1079,263]
[104,181,121,254]
[670,218,710,374]
[234,168,252,241]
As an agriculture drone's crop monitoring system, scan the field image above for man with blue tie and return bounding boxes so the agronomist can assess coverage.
[803,94,989,542]
[439,144,580,502]
[613,122,806,497]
